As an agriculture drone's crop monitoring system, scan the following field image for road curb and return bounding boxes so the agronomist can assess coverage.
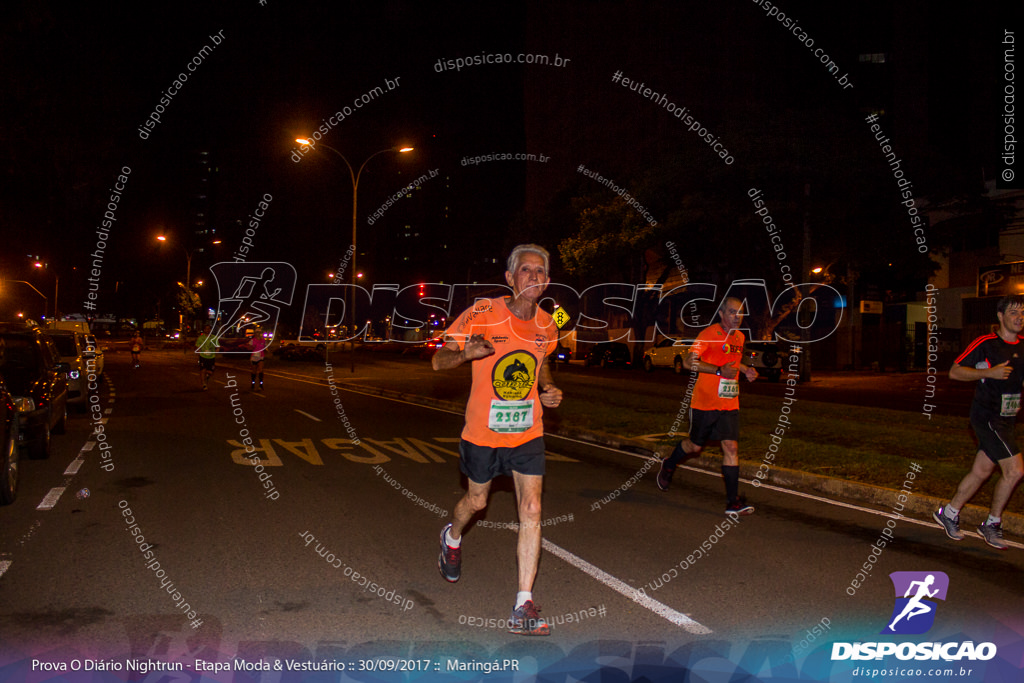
[569,431,1024,538]
[313,375,1024,539]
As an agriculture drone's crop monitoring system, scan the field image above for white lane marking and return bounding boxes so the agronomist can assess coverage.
[540,537,712,634]
[37,487,66,511]
[294,409,322,422]
[0,561,11,579]
[549,435,1024,550]
[259,368,370,383]
[265,372,466,415]
[64,458,84,475]
[266,372,1016,553]
[262,374,995,542]
[741,479,1024,550]
[80,441,96,451]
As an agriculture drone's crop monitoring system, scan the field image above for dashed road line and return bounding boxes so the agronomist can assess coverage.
[36,487,67,511]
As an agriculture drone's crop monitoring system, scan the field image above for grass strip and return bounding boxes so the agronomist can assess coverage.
[552,387,1020,515]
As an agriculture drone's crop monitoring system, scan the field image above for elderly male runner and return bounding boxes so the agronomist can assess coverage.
[434,244,563,636]
[657,296,758,515]
[934,294,1024,550]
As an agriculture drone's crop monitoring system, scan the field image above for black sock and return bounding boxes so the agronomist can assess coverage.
[664,442,687,468]
[722,465,740,503]
[258,372,264,387]
[251,373,256,386]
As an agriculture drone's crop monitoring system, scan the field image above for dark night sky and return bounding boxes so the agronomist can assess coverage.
[0,0,1015,324]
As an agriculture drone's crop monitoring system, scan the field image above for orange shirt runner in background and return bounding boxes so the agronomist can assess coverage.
[690,323,746,412]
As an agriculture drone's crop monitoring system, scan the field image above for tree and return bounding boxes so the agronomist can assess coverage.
[176,284,201,330]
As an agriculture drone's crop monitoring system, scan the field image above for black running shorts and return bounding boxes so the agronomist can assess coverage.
[689,408,740,446]
[198,357,216,371]
[459,437,546,484]
[970,409,1020,462]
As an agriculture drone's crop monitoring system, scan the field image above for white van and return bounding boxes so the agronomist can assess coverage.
[46,320,92,335]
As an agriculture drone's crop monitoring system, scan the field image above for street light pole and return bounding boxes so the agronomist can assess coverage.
[157,235,219,337]
[1,280,47,321]
[33,262,58,319]
[294,139,413,370]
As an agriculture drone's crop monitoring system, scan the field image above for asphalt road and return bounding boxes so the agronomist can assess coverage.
[0,348,1020,681]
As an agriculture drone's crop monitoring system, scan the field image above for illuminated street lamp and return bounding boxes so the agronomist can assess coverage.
[294,138,413,369]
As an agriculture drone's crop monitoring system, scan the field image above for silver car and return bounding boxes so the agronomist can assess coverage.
[46,330,92,411]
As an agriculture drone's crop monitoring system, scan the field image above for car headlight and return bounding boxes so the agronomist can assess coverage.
[13,396,36,413]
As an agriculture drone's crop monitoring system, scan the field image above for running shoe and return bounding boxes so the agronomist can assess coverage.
[508,600,550,636]
[437,523,461,582]
[656,460,675,491]
[977,521,1008,550]
[932,506,964,541]
[725,497,754,516]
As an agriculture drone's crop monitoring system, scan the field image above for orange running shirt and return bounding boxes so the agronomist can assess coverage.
[445,297,557,447]
[691,324,746,411]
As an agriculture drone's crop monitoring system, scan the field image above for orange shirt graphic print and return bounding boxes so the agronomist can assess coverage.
[492,351,537,400]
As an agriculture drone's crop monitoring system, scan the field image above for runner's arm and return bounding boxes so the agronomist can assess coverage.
[685,351,739,378]
[739,345,758,381]
[538,355,562,407]
[431,334,494,371]
[683,346,708,372]
[949,361,1011,381]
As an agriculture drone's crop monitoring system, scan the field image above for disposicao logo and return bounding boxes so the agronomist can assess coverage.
[882,571,948,635]
[831,571,997,662]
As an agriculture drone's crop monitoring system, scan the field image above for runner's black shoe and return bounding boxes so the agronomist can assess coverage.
[438,523,461,582]
[656,460,675,491]
[508,600,550,636]
[725,497,754,516]
[932,506,964,541]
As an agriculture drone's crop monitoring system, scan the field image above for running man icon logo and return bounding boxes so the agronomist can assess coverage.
[881,571,949,635]
[207,262,297,347]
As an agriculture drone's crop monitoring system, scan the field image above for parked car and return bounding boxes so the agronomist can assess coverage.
[45,320,91,334]
[0,373,19,504]
[411,333,446,360]
[553,343,572,364]
[83,334,105,378]
[0,323,69,459]
[274,342,325,362]
[643,337,696,373]
[584,341,632,368]
[46,329,92,411]
[745,341,803,382]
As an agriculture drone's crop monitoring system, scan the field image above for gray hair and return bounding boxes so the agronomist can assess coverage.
[506,244,550,275]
